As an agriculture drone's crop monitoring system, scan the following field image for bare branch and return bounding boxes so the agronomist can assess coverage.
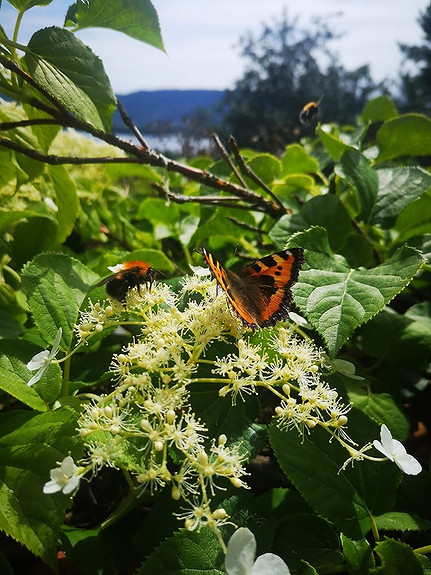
[0,56,286,219]
[228,135,287,213]
[212,133,247,188]
[0,118,62,130]
[116,99,150,151]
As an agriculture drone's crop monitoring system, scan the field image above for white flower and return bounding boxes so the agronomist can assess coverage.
[27,327,62,386]
[373,424,422,475]
[225,528,291,575]
[43,456,81,495]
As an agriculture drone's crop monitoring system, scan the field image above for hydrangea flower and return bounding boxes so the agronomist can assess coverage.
[373,424,422,475]
[43,456,81,495]
[225,528,291,575]
[27,327,62,386]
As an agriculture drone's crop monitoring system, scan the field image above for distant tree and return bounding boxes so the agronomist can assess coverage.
[399,1,431,113]
[221,12,382,152]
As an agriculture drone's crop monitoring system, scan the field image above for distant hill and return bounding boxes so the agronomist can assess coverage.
[113,90,225,132]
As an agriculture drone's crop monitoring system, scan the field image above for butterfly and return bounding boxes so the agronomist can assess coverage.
[299,95,323,125]
[97,261,155,303]
[201,247,304,329]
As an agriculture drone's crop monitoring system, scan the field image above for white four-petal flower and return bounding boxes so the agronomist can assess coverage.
[225,527,291,575]
[43,455,81,495]
[27,327,62,386]
[373,424,422,475]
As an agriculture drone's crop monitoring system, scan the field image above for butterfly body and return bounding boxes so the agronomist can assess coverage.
[201,248,304,328]
[97,261,155,302]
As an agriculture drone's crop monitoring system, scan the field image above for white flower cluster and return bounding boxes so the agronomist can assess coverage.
[69,273,421,534]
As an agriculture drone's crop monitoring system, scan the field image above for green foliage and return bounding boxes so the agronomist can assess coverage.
[0,2,430,574]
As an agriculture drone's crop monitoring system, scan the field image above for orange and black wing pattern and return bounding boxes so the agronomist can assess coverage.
[201,247,304,329]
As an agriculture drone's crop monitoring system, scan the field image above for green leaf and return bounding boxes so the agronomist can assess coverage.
[347,391,409,440]
[0,310,23,339]
[407,234,431,265]
[23,103,61,153]
[0,341,51,410]
[190,382,264,457]
[5,0,54,10]
[0,149,18,188]
[48,165,80,245]
[21,253,100,349]
[269,424,371,539]
[269,195,352,252]
[376,114,431,161]
[360,96,399,123]
[0,408,80,572]
[280,143,320,174]
[341,535,374,575]
[137,528,224,574]
[11,216,58,268]
[66,0,165,52]
[395,191,431,243]
[375,512,431,532]
[296,562,320,575]
[246,153,281,184]
[272,513,343,570]
[24,27,116,131]
[291,227,425,356]
[373,539,423,574]
[316,125,353,161]
[340,150,378,222]
[370,167,431,228]
[359,306,431,369]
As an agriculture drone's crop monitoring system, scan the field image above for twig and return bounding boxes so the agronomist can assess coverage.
[152,183,265,211]
[0,56,286,219]
[116,99,150,151]
[226,216,266,236]
[228,135,287,213]
[0,118,62,130]
[212,133,247,188]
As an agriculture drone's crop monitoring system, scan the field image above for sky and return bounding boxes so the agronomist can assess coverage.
[0,0,428,95]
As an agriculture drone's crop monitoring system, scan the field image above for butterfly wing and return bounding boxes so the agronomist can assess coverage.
[201,248,262,327]
[201,247,304,328]
[240,248,304,327]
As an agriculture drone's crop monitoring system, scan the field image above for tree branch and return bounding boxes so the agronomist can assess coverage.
[228,135,288,213]
[0,56,287,219]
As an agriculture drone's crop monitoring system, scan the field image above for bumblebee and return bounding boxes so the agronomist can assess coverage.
[97,261,155,303]
[299,96,323,125]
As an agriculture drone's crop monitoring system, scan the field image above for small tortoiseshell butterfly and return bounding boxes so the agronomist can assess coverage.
[201,247,304,329]
[97,261,155,303]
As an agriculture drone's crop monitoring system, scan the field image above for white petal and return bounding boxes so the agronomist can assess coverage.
[225,528,256,575]
[61,456,77,475]
[27,350,49,371]
[394,452,422,475]
[108,264,124,273]
[391,438,407,456]
[27,365,47,387]
[49,327,63,359]
[43,479,62,494]
[373,439,394,461]
[379,424,394,451]
[62,474,81,494]
[288,312,309,328]
[252,553,291,575]
[189,264,211,276]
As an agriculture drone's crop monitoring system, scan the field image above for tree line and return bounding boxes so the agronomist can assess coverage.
[200,4,431,153]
